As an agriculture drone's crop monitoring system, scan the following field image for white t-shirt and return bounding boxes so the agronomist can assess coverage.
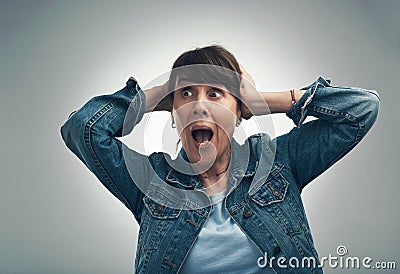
[179,188,273,274]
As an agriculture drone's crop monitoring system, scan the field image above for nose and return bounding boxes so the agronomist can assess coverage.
[193,99,209,117]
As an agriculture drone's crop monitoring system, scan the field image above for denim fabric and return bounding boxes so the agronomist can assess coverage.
[61,76,380,273]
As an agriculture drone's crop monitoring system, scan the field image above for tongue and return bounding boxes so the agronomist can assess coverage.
[194,130,212,143]
[202,130,212,142]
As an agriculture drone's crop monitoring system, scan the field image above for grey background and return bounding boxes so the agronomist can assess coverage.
[1,0,399,273]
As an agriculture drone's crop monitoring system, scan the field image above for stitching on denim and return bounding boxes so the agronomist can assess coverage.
[139,249,153,272]
[308,104,357,122]
[193,208,210,218]
[270,203,292,235]
[285,191,305,226]
[249,209,291,260]
[228,199,248,214]
[137,206,150,248]
[144,219,169,250]
[182,199,210,218]
[249,170,288,206]
[355,120,365,143]
[84,100,132,209]
[292,235,306,257]
[300,222,318,256]
[143,196,181,219]
[158,215,191,271]
[146,186,197,213]
[291,236,319,272]
[83,96,142,214]
[247,164,284,196]
[298,82,319,127]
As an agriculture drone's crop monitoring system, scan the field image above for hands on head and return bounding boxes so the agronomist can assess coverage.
[149,63,260,121]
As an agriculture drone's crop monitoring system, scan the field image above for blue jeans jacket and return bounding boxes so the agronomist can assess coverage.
[61,76,379,273]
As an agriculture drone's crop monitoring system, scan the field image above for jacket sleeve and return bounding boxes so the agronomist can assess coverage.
[60,77,151,223]
[276,76,380,192]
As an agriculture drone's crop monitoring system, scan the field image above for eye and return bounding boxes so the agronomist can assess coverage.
[182,87,193,97]
[209,89,222,98]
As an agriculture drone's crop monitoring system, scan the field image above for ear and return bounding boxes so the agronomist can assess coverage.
[236,99,242,120]
[155,95,173,112]
[236,107,242,127]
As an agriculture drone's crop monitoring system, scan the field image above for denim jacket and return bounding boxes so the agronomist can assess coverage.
[60,76,379,273]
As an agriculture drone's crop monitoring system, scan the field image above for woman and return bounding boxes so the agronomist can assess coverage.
[61,45,380,273]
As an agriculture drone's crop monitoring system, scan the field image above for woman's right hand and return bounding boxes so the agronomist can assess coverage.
[144,80,172,113]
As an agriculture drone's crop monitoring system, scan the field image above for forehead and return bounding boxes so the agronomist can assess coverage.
[175,75,229,91]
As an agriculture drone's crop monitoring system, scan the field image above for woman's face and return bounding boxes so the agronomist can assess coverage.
[172,78,241,168]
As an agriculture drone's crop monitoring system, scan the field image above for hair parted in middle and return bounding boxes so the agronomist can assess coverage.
[167,45,242,106]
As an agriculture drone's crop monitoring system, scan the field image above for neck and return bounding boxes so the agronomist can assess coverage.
[202,173,228,195]
[197,146,231,193]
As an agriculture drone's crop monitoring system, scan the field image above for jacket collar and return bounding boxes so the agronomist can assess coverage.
[165,138,259,189]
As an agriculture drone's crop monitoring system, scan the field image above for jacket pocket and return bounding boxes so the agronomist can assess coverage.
[249,168,289,206]
[138,196,182,252]
[248,165,301,236]
[143,196,182,219]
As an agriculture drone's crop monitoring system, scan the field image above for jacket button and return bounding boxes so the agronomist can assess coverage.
[155,205,164,212]
[272,189,280,197]
[274,245,281,254]
[243,209,253,218]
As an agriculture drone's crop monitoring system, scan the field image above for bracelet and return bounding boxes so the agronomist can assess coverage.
[290,89,296,105]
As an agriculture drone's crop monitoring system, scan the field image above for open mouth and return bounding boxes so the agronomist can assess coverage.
[191,127,214,144]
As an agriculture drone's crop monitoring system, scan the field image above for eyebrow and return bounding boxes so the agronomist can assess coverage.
[176,78,227,91]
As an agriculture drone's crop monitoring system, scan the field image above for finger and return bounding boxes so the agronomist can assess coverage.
[239,63,245,74]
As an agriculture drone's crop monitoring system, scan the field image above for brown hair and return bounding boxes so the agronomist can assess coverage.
[172,45,240,72]
[168,45,242,103]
